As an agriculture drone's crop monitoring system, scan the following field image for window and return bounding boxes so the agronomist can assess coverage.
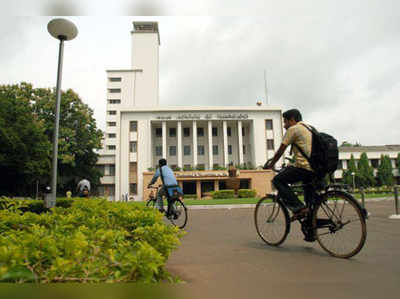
[183,164,191,169]
[267,139,274,150]
[130,141,137,153]
[183,127,190,137]
[130,183,137,195]
[109,164,115,176]
[109,77,121,82]
[227,127,232,137]
[108,145,116,151]
[108,110,117,115]
[107,122,116,127]
[155,128,162,137]
[337,160,343,170]
[96,165,105,176]
[198,145,205,155]
[184,145,191,156]
[130,121,137,132]
[228,145,232,155]
[243,145,246,155]
[169,146,176,156]
[108,99,121,104]
[108,88,121,93]
[197,127,204,137]
[197,164,205,170]
[169,128,176,137]
[212,127,218,137]
[242,127,246,136]
[155,146,162,156]
[213,145,219,155]
[265,119,273,130]
[108,133,116,138]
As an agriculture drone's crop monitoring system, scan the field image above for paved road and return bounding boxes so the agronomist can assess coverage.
[167,200,400,299]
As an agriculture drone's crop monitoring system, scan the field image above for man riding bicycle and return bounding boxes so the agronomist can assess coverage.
[147,158,183,218]
[263,109,316,223]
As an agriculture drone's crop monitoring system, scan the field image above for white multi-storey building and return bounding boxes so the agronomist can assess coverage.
[96,22,283,201]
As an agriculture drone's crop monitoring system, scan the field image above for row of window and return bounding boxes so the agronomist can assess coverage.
[107,121,138,130]
[154,144,249,156]
[108,99,121,104]
[155,126,246,138]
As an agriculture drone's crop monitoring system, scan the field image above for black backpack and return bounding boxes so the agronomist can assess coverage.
[292,124,339,178]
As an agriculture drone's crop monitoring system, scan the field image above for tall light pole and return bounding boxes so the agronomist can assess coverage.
[351,172,356,191]
[47,18,78,207]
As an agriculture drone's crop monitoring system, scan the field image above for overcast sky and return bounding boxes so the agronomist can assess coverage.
[1,1,399,146]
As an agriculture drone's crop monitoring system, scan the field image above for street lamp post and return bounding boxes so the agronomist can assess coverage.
[47,18,78,208]
[351,172,356,191]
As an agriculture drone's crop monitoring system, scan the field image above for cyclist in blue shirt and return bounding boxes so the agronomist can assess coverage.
[147,159,183,217]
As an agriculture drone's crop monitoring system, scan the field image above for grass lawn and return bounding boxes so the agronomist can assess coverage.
[115,192,394,207]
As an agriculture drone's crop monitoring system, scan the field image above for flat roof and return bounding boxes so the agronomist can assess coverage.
[339,145,400,152]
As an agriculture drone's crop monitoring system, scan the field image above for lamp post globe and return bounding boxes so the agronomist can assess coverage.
[47,18,78,208]
[47,18,78,41]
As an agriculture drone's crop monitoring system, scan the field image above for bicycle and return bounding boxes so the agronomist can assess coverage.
[146,185,188,229]
[254,159,367,258]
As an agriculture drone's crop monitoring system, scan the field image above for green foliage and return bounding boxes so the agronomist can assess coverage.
[0,83,103,197]
[357,152,375,187]
[182,165,192,171]
[212,190,235,199]
[0,83,51,196]
[377,155,394,186]
[397,153,400,173]
[183,194,197,199]
[195,164,205,171]
[212,164,227,170]
[342,154,357,187]
[237,189,257,198]
[0,198,183,283]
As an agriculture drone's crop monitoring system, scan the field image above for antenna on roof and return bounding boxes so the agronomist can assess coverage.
[264,69,269,105]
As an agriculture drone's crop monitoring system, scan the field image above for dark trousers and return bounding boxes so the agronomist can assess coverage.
[272,166,316,213]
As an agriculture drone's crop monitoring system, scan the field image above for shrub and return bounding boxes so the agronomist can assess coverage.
[0,198,184,283]
[237,189,257,198]
[183,194,197,199]
[212,190,235,199]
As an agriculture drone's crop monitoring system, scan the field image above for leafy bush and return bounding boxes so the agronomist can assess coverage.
[183,194,197,199]
[0,198,184,283]
[212,190,234,199]
[237,189,257,198]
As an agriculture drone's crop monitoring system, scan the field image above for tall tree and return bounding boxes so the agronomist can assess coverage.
[0,83,51,196]
[377,155,394,186]
[343,154,358,188]
[357,152,375,187]
[0,82,103,196]
[32,87,103,194]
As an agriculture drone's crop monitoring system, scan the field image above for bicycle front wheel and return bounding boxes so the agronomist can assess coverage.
[254,196,290,246]
[168,199,188,229]
[313,191,367,258]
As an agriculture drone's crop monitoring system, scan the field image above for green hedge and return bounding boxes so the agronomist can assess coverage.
[212,190,235,199]
[183,194,197,199]
[237,189,257,198]
[0,197,75,214]
[0,198,184,283]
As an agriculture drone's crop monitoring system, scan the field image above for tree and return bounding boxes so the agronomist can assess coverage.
[0,82,103,196]
[357,152,375,187]
[32,87,103,194]
[397,153,400,178]
[377,155,394,186]
[340,141,362,147]
[0,83,51,196]
[343,154,358,188]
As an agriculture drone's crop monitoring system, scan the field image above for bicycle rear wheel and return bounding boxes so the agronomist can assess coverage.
[313,191,367,258]
[168,199,188,229]
[254,196,290,246]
